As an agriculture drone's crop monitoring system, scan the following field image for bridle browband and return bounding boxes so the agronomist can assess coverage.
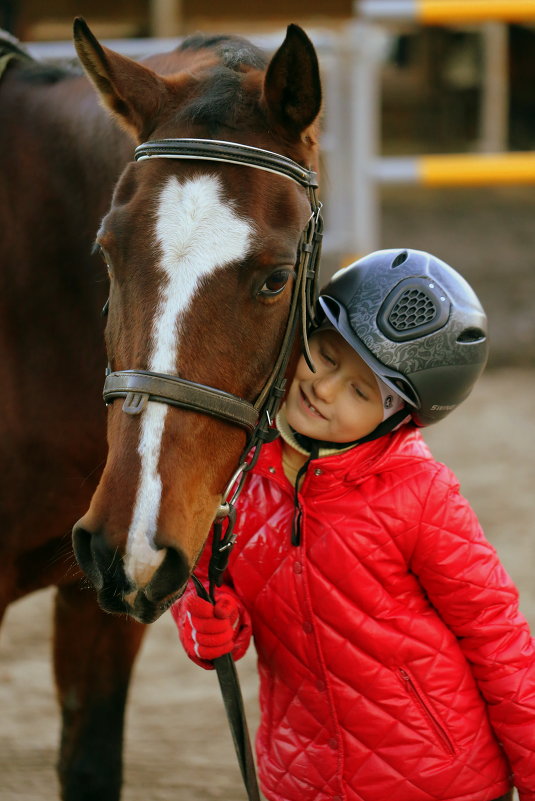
[102,138,323,801]
[103,138,323,517]
[135,138,317,185]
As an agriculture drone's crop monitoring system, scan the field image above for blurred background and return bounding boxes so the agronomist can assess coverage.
[1,2,534,799]
[2,0,534,365]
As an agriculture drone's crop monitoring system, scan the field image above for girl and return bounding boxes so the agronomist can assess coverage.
[171,248,535,801]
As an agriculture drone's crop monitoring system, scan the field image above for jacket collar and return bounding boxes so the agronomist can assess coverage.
[256,422,432,484]
[276,408,357,459]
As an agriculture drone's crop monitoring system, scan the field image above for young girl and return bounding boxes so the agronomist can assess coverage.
[171,248,535,801]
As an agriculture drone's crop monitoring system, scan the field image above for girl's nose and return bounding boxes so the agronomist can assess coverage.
[311,371,339,403]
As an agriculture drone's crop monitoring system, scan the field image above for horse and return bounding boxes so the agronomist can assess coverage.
[0,20,322,800]
[70,18,322,625]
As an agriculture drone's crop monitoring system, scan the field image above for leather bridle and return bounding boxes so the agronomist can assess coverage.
[101,138,323,801]
[103,138,323,534]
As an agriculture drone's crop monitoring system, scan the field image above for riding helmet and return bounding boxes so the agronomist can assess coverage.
[317,248,489,426]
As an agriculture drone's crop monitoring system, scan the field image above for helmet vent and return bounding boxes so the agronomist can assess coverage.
[457,327,486,343]
[378,277,451,342]
[391,251,408,268]
[388,288,437,331]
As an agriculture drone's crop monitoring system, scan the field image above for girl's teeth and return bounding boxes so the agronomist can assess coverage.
[306,397,318,414]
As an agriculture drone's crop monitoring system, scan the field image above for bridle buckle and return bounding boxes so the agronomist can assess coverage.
[122,392,149,415]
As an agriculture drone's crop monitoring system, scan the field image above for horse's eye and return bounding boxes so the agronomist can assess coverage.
[94,242,113,277]
[259,270,293,297]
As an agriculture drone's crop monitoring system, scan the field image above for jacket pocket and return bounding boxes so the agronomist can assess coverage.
[399,667,456,756]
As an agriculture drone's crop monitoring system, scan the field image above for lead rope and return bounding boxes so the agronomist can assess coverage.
[192,573,260,801]
[190,439,265,800]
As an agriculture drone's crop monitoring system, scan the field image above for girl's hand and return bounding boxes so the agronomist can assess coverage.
[173,591,251,669]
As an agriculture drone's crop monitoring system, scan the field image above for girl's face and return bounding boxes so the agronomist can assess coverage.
[284,330,384,443]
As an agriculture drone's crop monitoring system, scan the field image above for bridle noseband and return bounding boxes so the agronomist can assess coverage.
[102,138,323,568]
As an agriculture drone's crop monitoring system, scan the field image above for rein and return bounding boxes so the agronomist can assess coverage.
[102,138,323,801]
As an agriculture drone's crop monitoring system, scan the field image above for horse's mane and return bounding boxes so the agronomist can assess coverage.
[0,28,81,84]
[20,59,82,83]
[0,28,28,58]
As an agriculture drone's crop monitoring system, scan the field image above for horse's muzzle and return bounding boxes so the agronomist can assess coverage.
[72,523,190,623]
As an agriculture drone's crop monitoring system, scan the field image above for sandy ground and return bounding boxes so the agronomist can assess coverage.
[1,366,534,801]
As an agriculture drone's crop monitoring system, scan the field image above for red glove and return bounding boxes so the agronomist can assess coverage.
[171,590,251,670]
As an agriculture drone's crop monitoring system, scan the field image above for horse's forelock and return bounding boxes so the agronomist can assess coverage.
[176,67,261,130]
[156,34,268,134]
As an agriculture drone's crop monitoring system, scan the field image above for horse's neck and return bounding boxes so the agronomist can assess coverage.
[0,68,132,377]
[41,74,133,193]
[0,68,134,268]
[1,67,132,199]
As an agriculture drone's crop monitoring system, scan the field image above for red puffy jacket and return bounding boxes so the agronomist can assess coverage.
[172,426,535,801]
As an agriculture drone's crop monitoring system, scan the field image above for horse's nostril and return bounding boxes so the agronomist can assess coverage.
[72,523,104,590]
[144,546,190,604]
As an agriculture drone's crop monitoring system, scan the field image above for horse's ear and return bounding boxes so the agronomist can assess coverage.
[73,17,166,141]
[263,24,322,137]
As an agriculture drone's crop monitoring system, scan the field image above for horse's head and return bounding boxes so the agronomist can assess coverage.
[71,19,322,622]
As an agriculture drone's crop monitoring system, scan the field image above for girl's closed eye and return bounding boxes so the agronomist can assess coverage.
[319,347,336,365]
[352,384,368,401]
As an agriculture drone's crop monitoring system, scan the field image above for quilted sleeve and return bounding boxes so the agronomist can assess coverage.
[412,467,535,801]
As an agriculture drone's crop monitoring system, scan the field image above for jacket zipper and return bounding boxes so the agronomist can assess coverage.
[291,466,304,546]
[399,668,456,756]
[291,450,317,546]
[291,503,303,546]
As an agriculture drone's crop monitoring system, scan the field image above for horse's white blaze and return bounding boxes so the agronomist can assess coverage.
[124,174,252,587]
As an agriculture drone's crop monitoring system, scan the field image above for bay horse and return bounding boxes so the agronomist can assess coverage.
[0,19,322,801]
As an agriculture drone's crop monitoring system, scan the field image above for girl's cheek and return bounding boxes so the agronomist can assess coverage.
[295,355,310,377]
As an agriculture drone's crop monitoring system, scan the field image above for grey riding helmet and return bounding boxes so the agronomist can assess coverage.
[317,248,489,426]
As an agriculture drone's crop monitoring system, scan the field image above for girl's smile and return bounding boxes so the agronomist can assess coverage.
[298,386,328,420]
[284,329,385,443]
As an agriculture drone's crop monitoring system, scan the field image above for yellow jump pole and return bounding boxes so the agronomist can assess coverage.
[421,0,535,24]
[421,152,535,186]
[359,0,535,24]
[374,152,535,186]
